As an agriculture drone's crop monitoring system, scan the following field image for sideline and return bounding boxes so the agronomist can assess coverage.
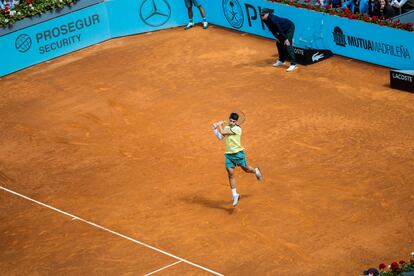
[0,185,223,276]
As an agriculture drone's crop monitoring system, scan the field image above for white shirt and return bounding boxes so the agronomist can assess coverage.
[390,0,408,8]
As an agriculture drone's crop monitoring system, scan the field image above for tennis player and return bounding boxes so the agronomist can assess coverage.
[213,112,263,207]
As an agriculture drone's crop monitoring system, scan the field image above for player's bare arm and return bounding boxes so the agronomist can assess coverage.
[218,121,235,136]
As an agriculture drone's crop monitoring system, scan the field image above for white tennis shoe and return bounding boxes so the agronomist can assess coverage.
[272,60,285,67]
[203,21,208,29]
[232,194,240,207]
[184,22,194,30]
[286,64,298,72]
[255,167,263,181]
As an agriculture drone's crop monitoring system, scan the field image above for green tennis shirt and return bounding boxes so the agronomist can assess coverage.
[224,125,244,154]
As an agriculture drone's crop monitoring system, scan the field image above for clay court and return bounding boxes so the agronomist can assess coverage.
[1,25,413,275]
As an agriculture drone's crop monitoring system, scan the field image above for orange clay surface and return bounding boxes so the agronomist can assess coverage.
[1,25,414,275]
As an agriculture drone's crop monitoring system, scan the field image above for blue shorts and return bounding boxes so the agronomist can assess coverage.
[225,151,247,169]
[184,0,201,8]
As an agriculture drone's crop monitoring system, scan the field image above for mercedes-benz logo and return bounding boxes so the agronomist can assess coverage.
[15,34,32,53]
[140,0,171,27]
[222,0,244,29]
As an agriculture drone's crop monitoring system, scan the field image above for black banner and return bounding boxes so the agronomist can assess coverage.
[293,47,333,66]
[390,70,414,93]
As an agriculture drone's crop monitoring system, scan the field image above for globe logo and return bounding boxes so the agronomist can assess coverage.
[15,34,32,53]
[333,26,346,47]
[222,0,244,29]
[140,0,171,27]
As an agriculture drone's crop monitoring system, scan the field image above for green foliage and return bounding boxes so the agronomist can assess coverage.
[0,0,79,28]
[267,0,414,31]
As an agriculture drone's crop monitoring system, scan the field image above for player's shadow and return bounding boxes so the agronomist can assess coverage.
[237,59,275,68]
[182,195,252,215]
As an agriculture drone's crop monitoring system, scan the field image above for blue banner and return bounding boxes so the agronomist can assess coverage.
[0,3,111,76]
[1,0,413,76]
[205,0,326,49]
[206,0,414,69]
[323,15,414,70]
[106,0,198,38]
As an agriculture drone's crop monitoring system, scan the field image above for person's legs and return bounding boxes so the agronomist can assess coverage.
[226,167,236,189]
[241,165,255,173]
[184,7,194,30]
[192,0,207,29]
[276,40,286,65]
[236,151,262,181]
[349,0,355,12]
[198,5,206,18]
[225,153,240,206]
[285,26,296,65]
[184,0,194,30]
[187,7,193,19]
[359,0,369,14]
[285,25,298,72]
[272,40,285,67]
[226,167,240,207]
[198,6,208,29]
[241,165,263,181]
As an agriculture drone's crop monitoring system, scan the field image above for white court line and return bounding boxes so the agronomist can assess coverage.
[144,260,182,276]
[0,186,223,276]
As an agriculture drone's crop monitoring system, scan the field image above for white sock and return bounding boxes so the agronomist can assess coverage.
[231,188,238,197]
